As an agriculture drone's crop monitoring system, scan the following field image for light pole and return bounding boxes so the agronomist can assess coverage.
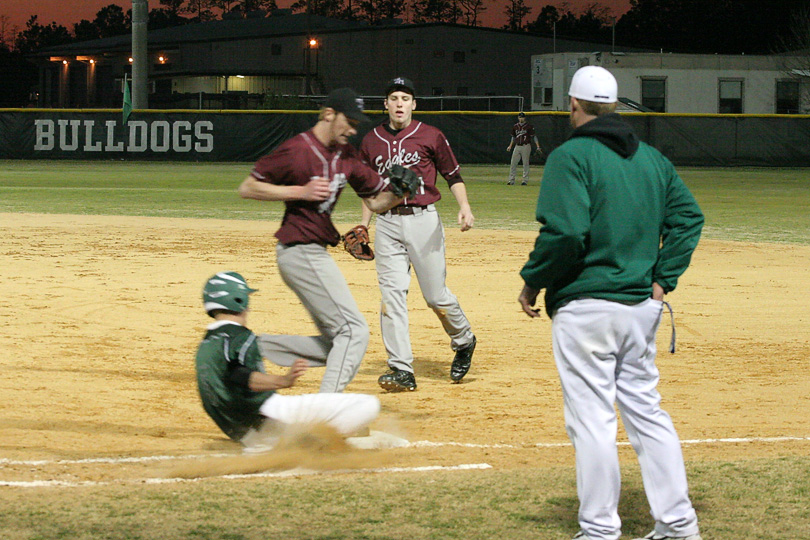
[131,0,148,109]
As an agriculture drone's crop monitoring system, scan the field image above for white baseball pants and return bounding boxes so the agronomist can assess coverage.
[552,298,699,540]
[259,392,380,436]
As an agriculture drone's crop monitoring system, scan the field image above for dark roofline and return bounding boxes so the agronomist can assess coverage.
[33,15,619,57]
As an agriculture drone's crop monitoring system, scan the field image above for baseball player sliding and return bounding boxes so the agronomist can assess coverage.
[238,88,418,394]
[195,271,380,453]
[358,77,477,392]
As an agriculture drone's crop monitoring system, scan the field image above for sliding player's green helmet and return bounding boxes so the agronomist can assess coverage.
[202,271,257,317]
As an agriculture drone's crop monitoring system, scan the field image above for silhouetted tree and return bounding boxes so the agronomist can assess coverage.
[357,0,406,24]
[411,0,458,23]
[14,16,72,54]
[503,0,531,31]
[457,0,486,26]
[148,8,190,30]
[94,4,130,37]
[290,0,352,18]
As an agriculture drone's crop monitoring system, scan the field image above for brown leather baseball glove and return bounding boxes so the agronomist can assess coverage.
[342,225,374,261]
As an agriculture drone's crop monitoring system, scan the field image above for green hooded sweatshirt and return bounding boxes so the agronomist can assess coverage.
[520,113,704,317]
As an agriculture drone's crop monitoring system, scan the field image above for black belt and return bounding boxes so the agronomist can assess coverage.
[388,205,427,216]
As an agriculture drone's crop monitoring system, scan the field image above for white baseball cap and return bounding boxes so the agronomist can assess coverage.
[568,66,617,103]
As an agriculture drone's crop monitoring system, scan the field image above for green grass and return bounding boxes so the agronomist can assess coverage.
[1,457,808,539]
[2,161,808,243]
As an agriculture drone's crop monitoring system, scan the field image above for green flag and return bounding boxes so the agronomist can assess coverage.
[123,74,132,125]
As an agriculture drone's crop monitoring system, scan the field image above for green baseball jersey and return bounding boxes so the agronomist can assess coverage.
[520,113,704,317]
[195,321,274,441]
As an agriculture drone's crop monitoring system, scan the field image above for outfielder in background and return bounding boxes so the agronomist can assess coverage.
[518,66,704,540]
[506,111,542,185]
[195,271,380,453]
[238,88,412,394]
[358,77,477,392]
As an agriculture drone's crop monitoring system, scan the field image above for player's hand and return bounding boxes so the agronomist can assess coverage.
[652,282,665,301]
[301,176,331,201]
[518,285,542,318]
[506,146,511,152]
[282,358,308,388]
[458,206,474,232]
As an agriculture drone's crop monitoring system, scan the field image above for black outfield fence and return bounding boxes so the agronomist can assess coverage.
[1,109,809,166]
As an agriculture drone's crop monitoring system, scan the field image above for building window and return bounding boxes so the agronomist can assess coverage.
[776,80,800,114]
[271,43,282,55]
[641,78,666,112]
[453,51,465,63]
[533,87,553,105]
[718,79,743,114]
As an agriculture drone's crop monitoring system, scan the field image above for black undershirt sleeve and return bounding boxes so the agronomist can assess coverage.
[228,365,254,389]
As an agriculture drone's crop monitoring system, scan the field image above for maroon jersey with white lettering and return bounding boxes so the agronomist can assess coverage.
[251,130,386,246]
[360,121,463,207]
[511,121,535,146]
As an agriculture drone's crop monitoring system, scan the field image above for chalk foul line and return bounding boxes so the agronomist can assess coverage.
[0,463,493,488]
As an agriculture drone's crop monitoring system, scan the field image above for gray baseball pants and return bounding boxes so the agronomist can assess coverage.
[509,144,531,183]
[258,243,369,393]
[374,206,474,374]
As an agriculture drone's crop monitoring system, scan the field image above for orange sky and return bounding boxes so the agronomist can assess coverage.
[2,1,632,34]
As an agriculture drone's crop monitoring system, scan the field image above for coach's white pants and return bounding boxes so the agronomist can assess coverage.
[552,298,699,540]
[259,393,380,436]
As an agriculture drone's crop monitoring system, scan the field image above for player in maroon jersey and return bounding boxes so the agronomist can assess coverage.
[238,88,408,393]
[358,77,477,392]
[506,111,542,185]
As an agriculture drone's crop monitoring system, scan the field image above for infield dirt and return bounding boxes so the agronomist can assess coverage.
[1,213,808,484]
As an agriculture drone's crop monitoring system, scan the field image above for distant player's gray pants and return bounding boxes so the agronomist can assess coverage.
[509,144,531,182]
[374,206,473,374]
[258,243,369,393]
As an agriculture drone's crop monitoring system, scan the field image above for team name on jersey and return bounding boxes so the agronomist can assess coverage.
[373,148,421,175]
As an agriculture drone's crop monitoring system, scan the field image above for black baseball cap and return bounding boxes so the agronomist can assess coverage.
[385,77,415,97]
[324,88,370,122]
[518,112,526,117]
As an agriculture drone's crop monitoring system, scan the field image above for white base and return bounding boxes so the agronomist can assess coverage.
[346,430,410,450]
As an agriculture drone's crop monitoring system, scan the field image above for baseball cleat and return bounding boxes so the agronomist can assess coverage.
[633,532,702,540]
[450,335,476,382]
[521,181,528,185]
[378,368,417,392]
[506,180,515,185]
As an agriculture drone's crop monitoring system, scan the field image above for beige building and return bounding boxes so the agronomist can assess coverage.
[531,51,810,114]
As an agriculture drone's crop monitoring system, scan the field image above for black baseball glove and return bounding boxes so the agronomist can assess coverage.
[387,165,421,198]
[342,225,374,261]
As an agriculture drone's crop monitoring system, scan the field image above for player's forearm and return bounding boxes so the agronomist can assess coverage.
[364,191,403,213]
[247,371,295,391]
[360,200,375,227]
[238,175,304,202]
[450,182,471,210]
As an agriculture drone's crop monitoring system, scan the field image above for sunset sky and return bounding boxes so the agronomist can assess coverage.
[2,1,633,33]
